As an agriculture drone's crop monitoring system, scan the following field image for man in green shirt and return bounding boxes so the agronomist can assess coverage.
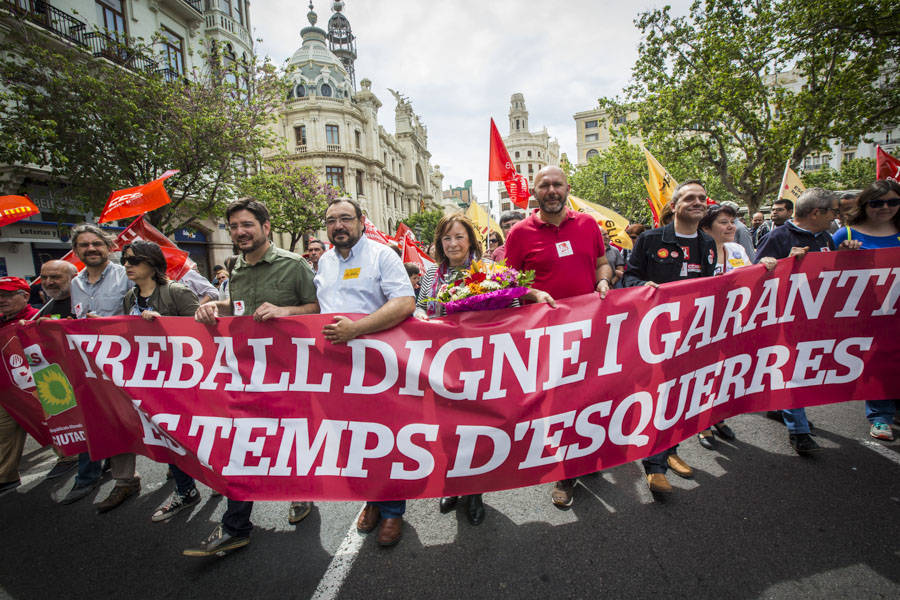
[185,198,319,557]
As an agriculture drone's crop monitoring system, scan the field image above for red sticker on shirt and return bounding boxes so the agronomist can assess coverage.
[680,246,690,260]
[657,248,669,258]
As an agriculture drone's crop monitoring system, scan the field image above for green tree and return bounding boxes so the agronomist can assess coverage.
[800,158,876,191]
[237,158,338,252]
[402,210,444,246]
[0,22,286,234]
[607,0,899,214]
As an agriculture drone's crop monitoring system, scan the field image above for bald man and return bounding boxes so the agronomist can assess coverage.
[35,260,78,319]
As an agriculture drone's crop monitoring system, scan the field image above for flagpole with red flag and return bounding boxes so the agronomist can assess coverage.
[488,118,530,212]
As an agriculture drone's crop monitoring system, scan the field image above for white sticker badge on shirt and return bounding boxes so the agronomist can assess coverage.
[556,241,573,257]
[233,300,245,316]
[73,303,84,318]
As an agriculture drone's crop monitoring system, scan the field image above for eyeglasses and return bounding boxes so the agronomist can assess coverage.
[325,216,358,227]
[76,241,107,249]
[869,198,900,209]
[123,256,148,266]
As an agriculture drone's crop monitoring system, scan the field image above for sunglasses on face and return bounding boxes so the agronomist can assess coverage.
[123,255,149,266]
[869,198,900,209]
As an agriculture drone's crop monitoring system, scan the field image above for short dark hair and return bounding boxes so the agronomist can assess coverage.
[213,264,225,272]
[226,198,270,225]
[772,198,794,211]
[307,239,325,251]
[699,203,737,231]
[671,179,706,205]
[499,210,525,226]
[327,197,363,219]
[849,179,900,228]
[404,262,421,276]
[121,240,168,285]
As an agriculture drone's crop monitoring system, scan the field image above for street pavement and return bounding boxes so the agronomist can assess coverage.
[1,399,898,599]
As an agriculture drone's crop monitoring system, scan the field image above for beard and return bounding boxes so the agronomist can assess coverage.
[329,229,361,249]
[236,234,267,255]
[538,192,566,214]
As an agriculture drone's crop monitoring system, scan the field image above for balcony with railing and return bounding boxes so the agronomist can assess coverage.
[326,144,341,153]
[204,7,251,46]
[295,144,308,154]
[159,0,203,23]
[2,0,168,79]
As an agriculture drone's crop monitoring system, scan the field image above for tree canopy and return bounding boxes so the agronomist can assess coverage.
[402,210,444,246]
[237,158,338,253]
[0,22,286,234]
[603,0,899,213]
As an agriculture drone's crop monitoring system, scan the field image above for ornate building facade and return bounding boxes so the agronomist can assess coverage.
[497,93,560,212]
[268,1,444,237]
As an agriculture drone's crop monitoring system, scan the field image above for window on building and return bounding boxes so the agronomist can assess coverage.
[320,83,332,97]
[326,166,344,190]
[514,151,520,158]
[586,149,599,160]
[843,152,855,163]
[161,28,185,76]
[516,119,520,130]
[295,84,306,98]
[294,125,306,147]
[233,0,244,25]
[528,164,534,173]
[223,44,237,87]
[354,130,361,151]
[585,120,599,128]
[585,133,599,142]
[887,131,895,145]
[527,150,532,158]
[538,151,541,158]
[326,124,340,146]
[383,152,387,164]
[96,0,126,39]
[613,115,627,125]
[356,170,364,197]
[516,164,521,172]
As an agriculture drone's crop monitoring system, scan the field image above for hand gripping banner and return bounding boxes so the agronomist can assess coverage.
[6,249,900,501]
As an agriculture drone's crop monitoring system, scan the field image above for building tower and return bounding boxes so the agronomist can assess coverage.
[509,93,529,134]
[326,0,357,90]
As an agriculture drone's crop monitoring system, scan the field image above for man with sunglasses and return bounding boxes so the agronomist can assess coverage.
[63,224,140,511]
[755,188,861,454]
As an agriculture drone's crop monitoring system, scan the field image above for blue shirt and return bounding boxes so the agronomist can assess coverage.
[755,220,835,261]
[70,262,133,318]
[831,227,900,249]
[314,235,414,315]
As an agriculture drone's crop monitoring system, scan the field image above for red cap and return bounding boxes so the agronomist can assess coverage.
[0,276,30,293]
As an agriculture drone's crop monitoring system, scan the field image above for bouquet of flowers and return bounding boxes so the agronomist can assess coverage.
[431,261,534,314]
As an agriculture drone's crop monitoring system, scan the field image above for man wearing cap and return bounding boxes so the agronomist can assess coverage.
[0,276,38,495]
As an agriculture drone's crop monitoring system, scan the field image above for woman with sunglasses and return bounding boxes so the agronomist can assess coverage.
[121,240,202,521]
[487,232,503,255]
[832,179,900,441]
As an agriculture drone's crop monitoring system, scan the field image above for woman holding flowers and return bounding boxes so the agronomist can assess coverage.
[414,214,496,526]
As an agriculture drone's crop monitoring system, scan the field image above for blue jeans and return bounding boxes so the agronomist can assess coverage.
[865,400,897,425]
[370,500,405,518]
[74,452,102,488]
[642,444,679,475]
[170,464,195,496]
[781,408,810,434]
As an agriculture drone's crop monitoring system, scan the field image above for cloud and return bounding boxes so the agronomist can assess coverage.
[253,0,691,212]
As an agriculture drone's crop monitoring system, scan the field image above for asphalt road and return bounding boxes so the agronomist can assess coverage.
[2,400,898,600]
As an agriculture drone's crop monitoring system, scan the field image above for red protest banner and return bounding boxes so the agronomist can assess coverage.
[876,146,900,182]
[488,118,516,182]
[0,332,87,455]
[504,173,530,210]
[396,223,435,270]
[98,170,179,224]
[0,195,39,227]
[363,216,394,245]
[10,249,900,500]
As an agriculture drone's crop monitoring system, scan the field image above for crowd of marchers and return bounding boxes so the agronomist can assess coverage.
[1,166,898,557]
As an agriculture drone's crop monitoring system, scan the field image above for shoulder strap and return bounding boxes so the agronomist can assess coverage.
[845,226,852,241]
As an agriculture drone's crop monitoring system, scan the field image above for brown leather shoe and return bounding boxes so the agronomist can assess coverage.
[647,473,673,493]
[356,504,380,533]
[96,479,141,514]
[376,517,403,547]
[667,454,693,478]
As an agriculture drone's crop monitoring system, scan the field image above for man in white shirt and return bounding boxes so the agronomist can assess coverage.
[314,198,416,547]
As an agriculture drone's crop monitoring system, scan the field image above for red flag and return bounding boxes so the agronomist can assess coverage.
[363,217,393,246]
[98,170,179,223]
[116,215,193,280]
[0,195,39,227]
[876,146,900,182]
[488,119,516,182]
[503,174,530,209]
[395,223,435,270]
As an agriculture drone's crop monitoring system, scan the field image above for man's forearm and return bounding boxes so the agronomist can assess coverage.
[282,301,320,316]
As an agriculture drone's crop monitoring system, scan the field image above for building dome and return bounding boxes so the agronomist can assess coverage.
[287,3,352,100]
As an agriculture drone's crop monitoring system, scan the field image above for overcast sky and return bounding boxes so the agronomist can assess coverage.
[252,0,691,210]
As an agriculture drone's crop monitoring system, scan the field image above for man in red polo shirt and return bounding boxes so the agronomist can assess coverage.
[504,166,613,508]
[0,276,38,495]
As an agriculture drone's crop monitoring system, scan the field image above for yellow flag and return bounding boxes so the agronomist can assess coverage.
[566,196,633,250]
[643,148,678,225]
[779,163,805,203]
[464,202,502,244]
